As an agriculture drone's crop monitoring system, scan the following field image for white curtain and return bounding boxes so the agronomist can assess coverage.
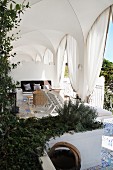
[57,36,67,86]
[66,35,79,92]
[83,7,110,101]
[112,6,113,20]
[43,49,54,65]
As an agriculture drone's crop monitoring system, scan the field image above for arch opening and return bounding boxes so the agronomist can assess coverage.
[48,142,81,170]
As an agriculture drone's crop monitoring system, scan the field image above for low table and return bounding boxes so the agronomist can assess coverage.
[27,95,33,105]
[33,90,48,106]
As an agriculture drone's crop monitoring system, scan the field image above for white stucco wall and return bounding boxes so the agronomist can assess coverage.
[47,129,103,170]
[10,61,58,87]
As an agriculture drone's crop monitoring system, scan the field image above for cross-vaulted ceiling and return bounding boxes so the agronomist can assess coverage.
[11,0,113,63]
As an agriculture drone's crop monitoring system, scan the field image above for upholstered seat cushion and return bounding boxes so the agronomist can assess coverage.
[96,115,113,122]
[95,107,112,117]
[43,85,50,89]
[84,103,112,117]
[21,80,52,92]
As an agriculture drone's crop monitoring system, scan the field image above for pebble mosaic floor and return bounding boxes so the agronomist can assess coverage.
[17,97,113,170]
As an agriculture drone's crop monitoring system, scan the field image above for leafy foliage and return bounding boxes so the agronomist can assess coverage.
[104,86,113,111]
[0,0,29,111]
[0,101,103,169]
[100,59,113,88]
[100,59,113,111]
[57,100,103,132]
[0,114,43,170]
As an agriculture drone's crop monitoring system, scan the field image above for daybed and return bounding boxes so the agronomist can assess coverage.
[84,103,113,122]
[21,80,52,93]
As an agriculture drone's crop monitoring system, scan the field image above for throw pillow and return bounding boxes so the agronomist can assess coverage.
[34,84,41,90]
[43,85,49,89]
[24,83,31,91]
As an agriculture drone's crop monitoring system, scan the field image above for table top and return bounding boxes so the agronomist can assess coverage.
[27,95,33,99]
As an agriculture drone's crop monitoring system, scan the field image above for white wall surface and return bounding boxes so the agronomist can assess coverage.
[48,129,103,170]
[10,61,58,87]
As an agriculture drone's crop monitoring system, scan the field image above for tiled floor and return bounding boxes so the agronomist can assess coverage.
[17,96,57,118]
[17,98,32,118]
[85,119,113,170]
[17,97,113,169]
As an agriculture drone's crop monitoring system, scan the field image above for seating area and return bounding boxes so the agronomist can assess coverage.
[16,89,64,119]
[21,80,52,93]
[16,86,113,123]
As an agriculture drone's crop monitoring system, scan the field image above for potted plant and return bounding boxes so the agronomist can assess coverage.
[42,101,103,170]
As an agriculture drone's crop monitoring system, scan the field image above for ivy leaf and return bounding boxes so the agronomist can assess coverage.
[26,2,30,8]
[15,4,21,11]
[10,3,13,10]
[3,0,7,5]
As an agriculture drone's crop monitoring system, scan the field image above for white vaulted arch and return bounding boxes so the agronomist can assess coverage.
[57,35,67,86]
[83,7,111,101]
[10,0,113,101]
[43,49,54,65]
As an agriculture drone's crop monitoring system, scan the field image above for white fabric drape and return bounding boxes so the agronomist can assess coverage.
[83,7,110,101]
[111,6,113,20]
[43,49,54,65]
[66,35,79,92]
[57,36,67,86]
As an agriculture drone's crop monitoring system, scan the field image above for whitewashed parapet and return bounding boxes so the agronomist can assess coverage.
[39,151,55,170]
[47,129,103,170]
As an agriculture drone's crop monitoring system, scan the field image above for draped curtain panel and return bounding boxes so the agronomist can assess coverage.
[66,35,79,93]
[83,7,111,101]
[57,36,67,86]
[43,49,54,65]
[111,5,113,25]
[60,50,68,87]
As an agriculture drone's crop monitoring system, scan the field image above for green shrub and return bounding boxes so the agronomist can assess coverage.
[0,101,103,169]
[56,100,103,132]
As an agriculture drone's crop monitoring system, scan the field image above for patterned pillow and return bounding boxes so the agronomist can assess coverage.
[43,85,49,89]
[24,83,31,91]
[34,84,41,90]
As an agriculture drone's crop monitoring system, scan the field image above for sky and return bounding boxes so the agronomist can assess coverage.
[104,22,113,63]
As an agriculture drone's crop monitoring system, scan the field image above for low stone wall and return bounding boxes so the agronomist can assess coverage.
[46,129,103,170]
